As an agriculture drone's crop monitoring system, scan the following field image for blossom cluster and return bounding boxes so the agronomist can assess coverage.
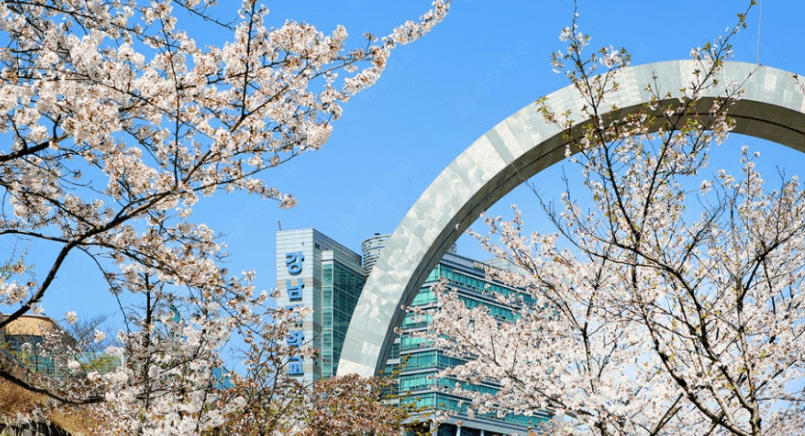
[0,0,450,434]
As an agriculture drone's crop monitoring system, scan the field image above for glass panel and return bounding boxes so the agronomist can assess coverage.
[411,289,437,306]
[400,335,431,350]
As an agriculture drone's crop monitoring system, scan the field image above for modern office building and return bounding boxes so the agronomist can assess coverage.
[276,228,549,434]
[361,233,388,277]
[275,229,366,383]
[379,250,550,435]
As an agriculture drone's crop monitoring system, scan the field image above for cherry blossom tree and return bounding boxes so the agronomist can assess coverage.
[424,3,805,436]
[0,0,450,434]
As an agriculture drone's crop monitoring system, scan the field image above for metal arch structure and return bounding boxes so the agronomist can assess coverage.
[337,60,805,377]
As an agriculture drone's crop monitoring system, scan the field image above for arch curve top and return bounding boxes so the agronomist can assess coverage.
[337,60,805,377]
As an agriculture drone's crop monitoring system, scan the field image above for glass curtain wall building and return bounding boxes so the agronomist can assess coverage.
[276,229,548,434]
[383,251,551,436]
[321,248,366,379]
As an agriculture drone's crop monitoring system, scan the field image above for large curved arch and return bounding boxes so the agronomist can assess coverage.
[337,60,805,377]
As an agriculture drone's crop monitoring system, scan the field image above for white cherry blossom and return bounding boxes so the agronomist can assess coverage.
[0,0,451,434]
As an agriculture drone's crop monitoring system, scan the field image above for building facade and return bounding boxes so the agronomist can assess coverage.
[384,251,550,436]
[275,229,366,383]
[276,229,548,434]
[0,314,75,377]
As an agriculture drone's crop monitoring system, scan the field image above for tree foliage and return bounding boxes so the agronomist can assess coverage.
[210,373,409,436]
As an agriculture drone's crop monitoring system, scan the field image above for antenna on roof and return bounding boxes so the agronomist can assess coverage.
[278,220,282,231]
[756,0,762,65]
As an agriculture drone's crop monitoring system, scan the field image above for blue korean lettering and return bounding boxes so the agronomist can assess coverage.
[286,304,304,327]
[285,252,304,275]
[286,279,303,301]
[287,356,303,376]
[286,330,305,348]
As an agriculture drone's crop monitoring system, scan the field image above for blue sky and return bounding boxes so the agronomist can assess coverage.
[31,0,805,330]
